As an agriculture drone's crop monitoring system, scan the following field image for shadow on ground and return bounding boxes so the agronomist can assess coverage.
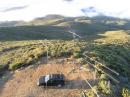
[0,71,13,94]
[39,79,98,89]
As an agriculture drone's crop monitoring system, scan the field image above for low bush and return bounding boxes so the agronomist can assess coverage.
[9,58,26,70]
[98,80,114,95]
[122,87,130,97]
[0,40,86,70]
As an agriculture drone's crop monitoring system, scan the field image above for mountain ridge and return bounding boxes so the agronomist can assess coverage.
[0,14,130,27]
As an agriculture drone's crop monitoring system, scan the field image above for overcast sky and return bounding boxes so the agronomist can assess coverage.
[0,0,130,21]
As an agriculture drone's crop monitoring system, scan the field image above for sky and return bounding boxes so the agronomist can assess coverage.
[0,0,130,21]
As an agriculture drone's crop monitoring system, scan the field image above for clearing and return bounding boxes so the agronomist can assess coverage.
[0,58,97,97]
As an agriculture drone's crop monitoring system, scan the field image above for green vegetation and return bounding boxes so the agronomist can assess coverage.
[0,40,86,70]
[0,30,130,97]
[122,87,130,97]
[81,30,130,97]
[0,15,130,41]
[0,16,130,97]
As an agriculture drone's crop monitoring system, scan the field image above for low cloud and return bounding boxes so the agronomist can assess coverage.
[0,0,130,21]
[81,7,103,16]
[81,7,97,13]
[1,5,28,12]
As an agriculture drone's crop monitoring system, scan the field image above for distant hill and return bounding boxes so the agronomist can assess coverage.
[0,21,26,27]
[0,14,130,41]
[0,15,130,27]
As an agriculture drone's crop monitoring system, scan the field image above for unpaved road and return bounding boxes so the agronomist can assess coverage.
[0,60,96,97]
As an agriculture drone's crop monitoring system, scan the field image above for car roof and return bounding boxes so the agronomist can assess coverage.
[50,74,64,79]
[39,74,65,81]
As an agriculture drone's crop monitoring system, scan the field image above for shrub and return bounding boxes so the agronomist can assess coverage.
[100,74,109,80]
[122,87,130,97]
[9,58,26,70]
[86,89,96,97]
[73,52,80,58]
[4,40,86,70]
[98,80,113,95]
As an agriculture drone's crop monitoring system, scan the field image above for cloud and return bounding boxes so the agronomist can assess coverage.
[63,0,74,2]
[82,7,97,13]
[81,7,104,17]
[1,5,28,12]
[0,0,130,21]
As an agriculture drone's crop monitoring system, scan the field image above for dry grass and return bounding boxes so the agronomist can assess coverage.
[95,30,130,44]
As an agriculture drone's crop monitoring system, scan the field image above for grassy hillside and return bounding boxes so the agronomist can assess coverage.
[0,40,86,71]
[0,30,130,97]
[0,16,130,97]
[0,26,72,40]
[0,15,130,41]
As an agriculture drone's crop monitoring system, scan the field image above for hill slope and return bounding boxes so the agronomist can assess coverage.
[0,15,130,97]
[0,15,130,41]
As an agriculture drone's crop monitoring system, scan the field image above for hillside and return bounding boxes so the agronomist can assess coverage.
[0,15,130,97]
[0,15,130,41]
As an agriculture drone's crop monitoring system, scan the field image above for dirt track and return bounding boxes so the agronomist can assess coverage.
[0,59,96,97]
